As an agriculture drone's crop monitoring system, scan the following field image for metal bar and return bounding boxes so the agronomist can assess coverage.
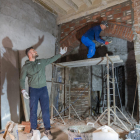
[46,81,65,85]
[51,78,54,120]
[69,80,71,119]
[112,63,116,123]
[52,63,69,68]
[70,105,81,121]
[110,109,129,131]
[94,109,108,124]
[116,106,132,126]
[115,68,123,112]
[53,105,66,125]
[64,67,66,116]
[106,54,110,126]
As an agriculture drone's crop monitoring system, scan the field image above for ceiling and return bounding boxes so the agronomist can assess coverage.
[33,0,128,24]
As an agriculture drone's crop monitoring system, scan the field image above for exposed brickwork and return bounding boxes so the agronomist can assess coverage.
[100,22,134,42]
[131,0,140,120]
[58,1,135,56]
[60,1,133,41]
[132,0,140,36]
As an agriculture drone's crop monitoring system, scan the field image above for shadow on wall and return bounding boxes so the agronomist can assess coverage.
[1,35,44,128]
[1,37,20,128]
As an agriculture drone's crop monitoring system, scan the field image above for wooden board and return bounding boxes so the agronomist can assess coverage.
[56,55,123,68]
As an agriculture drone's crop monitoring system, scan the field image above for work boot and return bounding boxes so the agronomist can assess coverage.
[43,130,53,140]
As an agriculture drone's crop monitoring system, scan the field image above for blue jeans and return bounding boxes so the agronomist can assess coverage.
[81,36,96,58]
[29,86,50,130]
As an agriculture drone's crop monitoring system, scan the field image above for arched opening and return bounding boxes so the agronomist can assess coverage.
[58,21,137,119]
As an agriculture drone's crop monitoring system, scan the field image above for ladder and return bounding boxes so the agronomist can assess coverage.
[102,66,123,112]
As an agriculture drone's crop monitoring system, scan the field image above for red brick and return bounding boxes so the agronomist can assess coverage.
[113,13,123,19]
[80,19,87,24]
[69,22,75,27]
[21,121,31,133]
[22,121,31,125]
[124,27,131,38]
[135,26,140,34]
[92,15,100,20]
[111,24,117,34]
[63,28,70,32]
[24,125,31,133]
[103,17,107,20]
[133,1,140,7]
[61,25,66,30]
[122,15,132,21]
[101,9,107,13]
[121,6,131,11]
[106,10,114,16]
[61,33,65,37]
[112,4,121,10]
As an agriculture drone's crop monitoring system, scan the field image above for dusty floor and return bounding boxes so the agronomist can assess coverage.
[0,111,137,140]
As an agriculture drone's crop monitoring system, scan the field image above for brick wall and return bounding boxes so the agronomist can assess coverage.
[60,1,133,40]
[58,1,134,56]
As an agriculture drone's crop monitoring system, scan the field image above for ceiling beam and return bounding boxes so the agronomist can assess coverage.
[38,0,67,15]
[33,0,57,15]
[82,0,92,7]
[64,0,78,11]
[102,0,107,6]
[89,0,96,4]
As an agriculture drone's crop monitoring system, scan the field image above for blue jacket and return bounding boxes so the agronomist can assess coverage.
[83,25,105,44]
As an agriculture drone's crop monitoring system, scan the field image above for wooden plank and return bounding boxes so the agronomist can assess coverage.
[56,55,123,68]
[64,0,78,11]
[83,0,92,7]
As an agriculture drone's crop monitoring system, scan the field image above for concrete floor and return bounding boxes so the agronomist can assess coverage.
[0,111,137,140]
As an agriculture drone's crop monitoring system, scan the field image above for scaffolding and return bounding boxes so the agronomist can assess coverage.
[93,54,132,131]
[49,54,131,130]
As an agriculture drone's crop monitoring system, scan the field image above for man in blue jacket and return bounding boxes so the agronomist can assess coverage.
[81,21,109,58]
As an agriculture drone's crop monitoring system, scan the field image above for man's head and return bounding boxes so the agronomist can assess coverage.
[25,47,39,59]
[100,21,108,30]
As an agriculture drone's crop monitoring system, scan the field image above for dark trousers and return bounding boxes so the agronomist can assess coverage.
[29,86,50,130]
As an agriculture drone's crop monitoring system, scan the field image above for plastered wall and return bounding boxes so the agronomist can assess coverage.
[0,0,58,129]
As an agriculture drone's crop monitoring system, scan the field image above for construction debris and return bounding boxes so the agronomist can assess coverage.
[21,121,31,133]
[2,121,19,140]
[125,124,140,140]
[93,125,118,140]
[30,130,49,140]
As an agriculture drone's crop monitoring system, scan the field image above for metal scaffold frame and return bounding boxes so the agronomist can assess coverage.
[49,64,82,125]
[94,54,132,131]
[49,54,131,130]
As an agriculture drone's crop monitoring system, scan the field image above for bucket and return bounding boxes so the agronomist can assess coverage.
[92,125,119,140]
[68,123,95,140]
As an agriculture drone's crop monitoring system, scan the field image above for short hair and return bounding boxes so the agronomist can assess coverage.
[25,47,33,56]
[101,20,108,27]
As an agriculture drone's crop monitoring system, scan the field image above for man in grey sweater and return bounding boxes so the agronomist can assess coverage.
[20,46,67,140]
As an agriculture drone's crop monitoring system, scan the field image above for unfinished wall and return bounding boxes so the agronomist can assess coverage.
[0,0,58,129]
[131,0,140,122]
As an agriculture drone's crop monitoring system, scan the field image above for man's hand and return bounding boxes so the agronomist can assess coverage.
[105,41,109,45]
[60,47,67,55]
[21,90,30,99]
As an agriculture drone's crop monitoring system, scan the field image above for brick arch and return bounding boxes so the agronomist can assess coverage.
[60,22,134,55]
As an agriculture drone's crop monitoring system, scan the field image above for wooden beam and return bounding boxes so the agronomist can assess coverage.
[57,0,128,24]
[64,0,78,11]
[35,0,67,15]
[82,0,92,7]
[52,0,70,13]
[56,55,123,68]
[90,0,96,4]
[34,0,57,15]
